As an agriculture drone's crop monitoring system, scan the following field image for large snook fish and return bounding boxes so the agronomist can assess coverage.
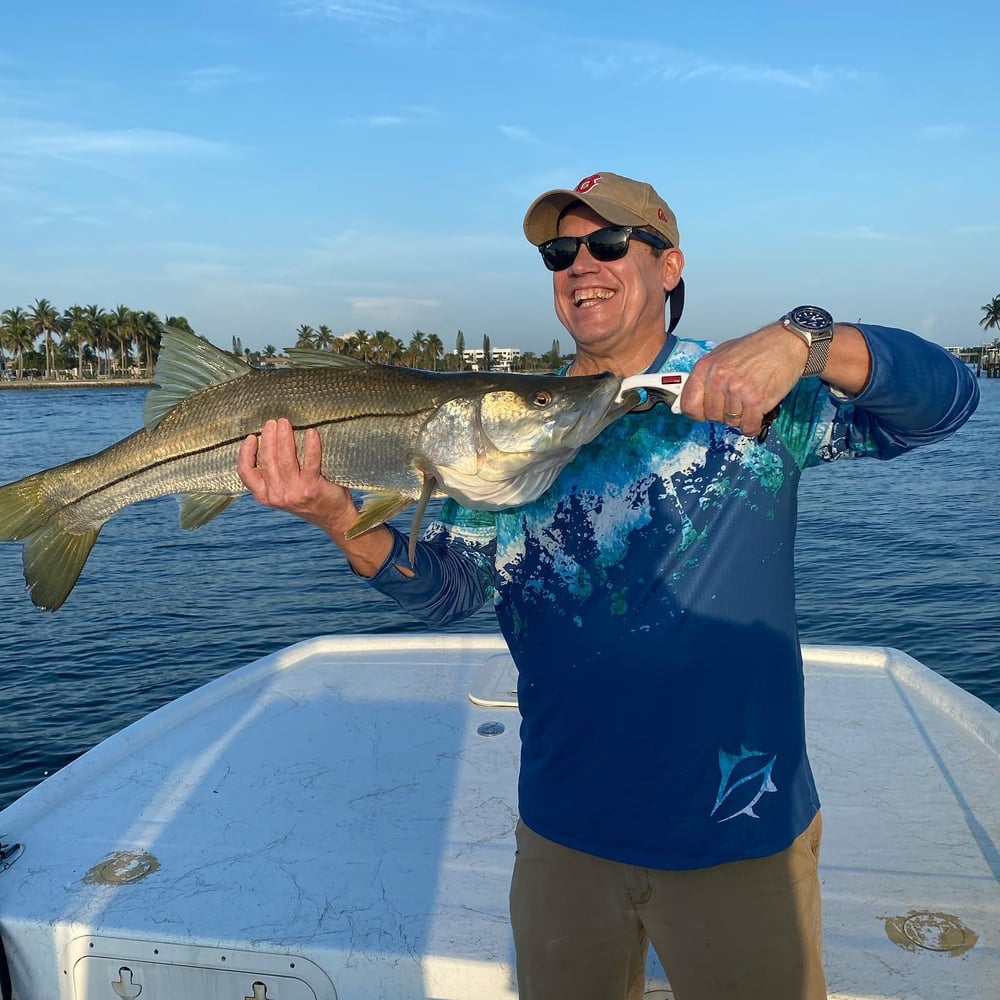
[0,326,637,610]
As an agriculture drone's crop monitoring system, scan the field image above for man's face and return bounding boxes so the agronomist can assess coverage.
[551,204,682,360]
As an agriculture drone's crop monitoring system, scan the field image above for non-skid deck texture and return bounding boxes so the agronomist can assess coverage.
[0,636,996,999]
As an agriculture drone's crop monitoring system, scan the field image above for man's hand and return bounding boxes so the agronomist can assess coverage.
[680,325,804,437]
[237,418,358,531]
[679,322,871,437]
[237,417,394,576]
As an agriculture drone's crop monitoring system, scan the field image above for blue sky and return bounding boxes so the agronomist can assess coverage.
[2,0,997,356]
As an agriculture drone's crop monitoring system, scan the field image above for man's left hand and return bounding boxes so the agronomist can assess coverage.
[680,323,808,437]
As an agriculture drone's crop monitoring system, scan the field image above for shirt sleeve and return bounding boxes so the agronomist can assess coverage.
[363,504,497,625]
[782,324,979,468]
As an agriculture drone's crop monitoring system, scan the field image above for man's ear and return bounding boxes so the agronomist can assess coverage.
[662,247,685,293]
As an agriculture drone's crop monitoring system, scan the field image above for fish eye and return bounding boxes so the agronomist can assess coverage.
[531,390,553,408]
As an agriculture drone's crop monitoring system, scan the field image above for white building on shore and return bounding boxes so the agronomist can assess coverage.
[456,347,521,372]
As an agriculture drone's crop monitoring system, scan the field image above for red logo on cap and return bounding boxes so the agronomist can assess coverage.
[658,208,669,223]
[574,173,602,194]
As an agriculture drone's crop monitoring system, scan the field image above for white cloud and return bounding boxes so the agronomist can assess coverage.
[678,61,864,90]
[334,105,443,127]
[816,225,894,241]
[2,120,229,159]
[919,124,967,141]
[346,295,441,328]
[583,43,867,91]
[285,0,496,23]
[950,223,1000,236]
[285,0,406,23]
[498,125,541,145]
[181,65,257,94]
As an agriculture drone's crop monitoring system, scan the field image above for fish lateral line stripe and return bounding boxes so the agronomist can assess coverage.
[57,410,420,514]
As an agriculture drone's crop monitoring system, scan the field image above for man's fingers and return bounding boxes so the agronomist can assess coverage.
[300,426,323,477]
[237,433,264,492]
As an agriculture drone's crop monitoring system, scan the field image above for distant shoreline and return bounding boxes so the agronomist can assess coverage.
[0,379,152,391]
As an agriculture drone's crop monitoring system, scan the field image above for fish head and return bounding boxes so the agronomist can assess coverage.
[421,371,634,509]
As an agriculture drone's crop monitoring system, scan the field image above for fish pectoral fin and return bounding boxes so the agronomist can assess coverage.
[345,491,414,539]
[178,492,240,530]
[22,520,101,611]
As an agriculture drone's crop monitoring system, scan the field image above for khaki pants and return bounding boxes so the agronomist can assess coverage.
[509,813,826,1000]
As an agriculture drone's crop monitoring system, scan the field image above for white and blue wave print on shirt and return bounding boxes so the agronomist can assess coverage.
[492,410,786,619]
[711,745,778,822]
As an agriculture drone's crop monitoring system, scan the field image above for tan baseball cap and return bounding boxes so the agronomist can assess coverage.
[523,171,680,247]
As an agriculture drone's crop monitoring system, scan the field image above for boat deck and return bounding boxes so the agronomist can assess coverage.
[0,635,997,999]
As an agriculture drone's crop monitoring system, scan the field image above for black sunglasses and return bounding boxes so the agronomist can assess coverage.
[538,225,671,272]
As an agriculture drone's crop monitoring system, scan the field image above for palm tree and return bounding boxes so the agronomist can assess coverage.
[406,330,428,368]
[980,295,1000,334]
[80,305,106,378]
[0,306,34,378]
[372,330,403,364]
[27,297,59,378]
[163,315,195,335]
[315,324,335,351]
[61,305,88,377]
[426,333,444,371]
[133,311,162,377]
[294,324,316,349]
[344,328,371,361]
[110,304,135,376]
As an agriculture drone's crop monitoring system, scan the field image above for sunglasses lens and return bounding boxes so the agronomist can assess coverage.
[586,228,631,261]
[539,238,579,272]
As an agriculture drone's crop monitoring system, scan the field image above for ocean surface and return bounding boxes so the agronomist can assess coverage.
[1,377,997,812]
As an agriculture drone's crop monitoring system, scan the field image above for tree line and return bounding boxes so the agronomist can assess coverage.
[0,300,567,380]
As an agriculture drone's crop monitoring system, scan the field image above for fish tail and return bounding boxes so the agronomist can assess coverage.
[0,474,101,611]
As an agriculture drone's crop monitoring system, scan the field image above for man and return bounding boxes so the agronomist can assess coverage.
[238,172,979,999]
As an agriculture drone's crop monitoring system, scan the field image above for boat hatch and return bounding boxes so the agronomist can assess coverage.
[468,652,519,708]
[66,938,336,1000]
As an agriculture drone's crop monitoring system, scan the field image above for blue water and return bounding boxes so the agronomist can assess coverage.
[1,380,997,811]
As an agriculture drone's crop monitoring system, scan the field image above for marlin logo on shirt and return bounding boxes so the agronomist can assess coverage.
[711,745,777,822]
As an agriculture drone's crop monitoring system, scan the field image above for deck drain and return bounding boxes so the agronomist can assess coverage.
[84,850,161,885]
[884,910,977,956]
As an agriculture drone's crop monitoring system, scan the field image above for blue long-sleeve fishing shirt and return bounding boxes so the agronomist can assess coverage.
[364,325,979,869]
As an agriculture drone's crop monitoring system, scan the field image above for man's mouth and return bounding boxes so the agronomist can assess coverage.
[573,288,615,308]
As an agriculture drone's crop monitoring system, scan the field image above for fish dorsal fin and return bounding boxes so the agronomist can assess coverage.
[284,348,366,369]
[143,326,250,429]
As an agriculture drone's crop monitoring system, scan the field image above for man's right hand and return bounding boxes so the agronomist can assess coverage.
[237,417,395,577]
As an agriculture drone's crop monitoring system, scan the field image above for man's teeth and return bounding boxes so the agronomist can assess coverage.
[574,289,614,307]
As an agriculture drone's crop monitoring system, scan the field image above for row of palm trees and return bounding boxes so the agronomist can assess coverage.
[0,300,182,380]
[292,323,451,369]
[0,298,560,380]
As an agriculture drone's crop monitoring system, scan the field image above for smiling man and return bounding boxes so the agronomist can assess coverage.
[238,171,979,999]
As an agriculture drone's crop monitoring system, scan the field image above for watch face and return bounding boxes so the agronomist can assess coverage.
[789,305,833,331]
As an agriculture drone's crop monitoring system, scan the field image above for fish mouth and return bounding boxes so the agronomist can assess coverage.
[563,372,635,443]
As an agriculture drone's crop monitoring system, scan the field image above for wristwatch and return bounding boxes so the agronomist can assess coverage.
[781,305,834,377]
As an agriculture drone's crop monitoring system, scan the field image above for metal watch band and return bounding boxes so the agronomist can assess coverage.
[802,336,832,377]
